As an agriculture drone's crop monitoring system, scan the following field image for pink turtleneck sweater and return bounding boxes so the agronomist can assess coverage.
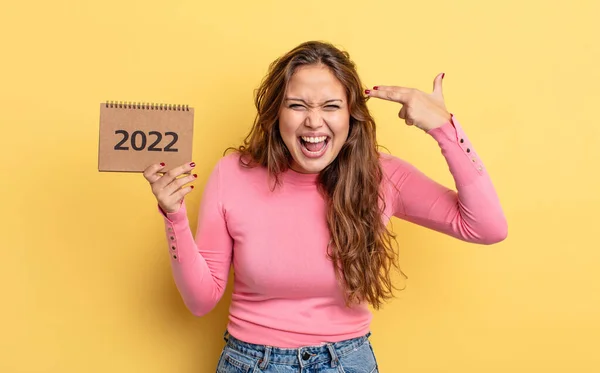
[158,116,507,348]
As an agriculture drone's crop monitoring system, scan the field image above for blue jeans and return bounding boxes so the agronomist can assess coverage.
[216,330,379,373]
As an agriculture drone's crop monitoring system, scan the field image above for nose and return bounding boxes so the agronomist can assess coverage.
[304,108,324,129]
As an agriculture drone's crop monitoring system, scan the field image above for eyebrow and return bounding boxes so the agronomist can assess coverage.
[284,98,343,105]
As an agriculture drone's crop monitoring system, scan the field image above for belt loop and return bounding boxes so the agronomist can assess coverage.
[326,343,339,368]
[259,346,272,369]
[223,330,230,343]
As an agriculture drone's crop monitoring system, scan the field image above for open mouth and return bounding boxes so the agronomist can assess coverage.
[299,136,330,158]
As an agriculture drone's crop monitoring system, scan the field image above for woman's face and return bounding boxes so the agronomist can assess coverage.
[278,64,350,174]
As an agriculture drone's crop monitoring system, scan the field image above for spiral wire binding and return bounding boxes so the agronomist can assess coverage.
[105,100,190,111]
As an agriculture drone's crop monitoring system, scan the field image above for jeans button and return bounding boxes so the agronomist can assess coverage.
[302,351,310,360]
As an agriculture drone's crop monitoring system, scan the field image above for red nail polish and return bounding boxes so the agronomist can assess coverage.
[373,86,379,90]
[365,89,370,94]
[191,185,195,189]
[193,174,198,178]
[442,73,445,79]
[190,162,196,167]
[160,162,165,167]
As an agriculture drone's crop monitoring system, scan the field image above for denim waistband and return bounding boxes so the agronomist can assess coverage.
[222,330,372,367]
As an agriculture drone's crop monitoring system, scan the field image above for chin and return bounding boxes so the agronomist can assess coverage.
[291,141,337,174]
[294,159,332,174]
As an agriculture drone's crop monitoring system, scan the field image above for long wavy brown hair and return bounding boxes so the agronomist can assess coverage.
[228,41,404,310]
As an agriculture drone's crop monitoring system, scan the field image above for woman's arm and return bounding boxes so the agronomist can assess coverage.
[158,160,233,315]
[369,74,507,244]
[383,116,507,244]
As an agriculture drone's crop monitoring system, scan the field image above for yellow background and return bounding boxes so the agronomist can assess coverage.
[1,0,598,372]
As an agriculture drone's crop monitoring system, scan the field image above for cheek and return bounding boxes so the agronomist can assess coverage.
[326,113,350,138]
[278,112,301,136]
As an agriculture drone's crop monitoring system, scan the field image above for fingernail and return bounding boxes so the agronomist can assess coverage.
[442,73,445,79]
[191,185,194,189]
[190,162,196,167]
[193,174,198,178]
[160,162,165,167]
[365,89,370,94]
[373,86,379,90]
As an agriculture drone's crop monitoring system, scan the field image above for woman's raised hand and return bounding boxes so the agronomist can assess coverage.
[366,73,452,132]
[143,161,197,214]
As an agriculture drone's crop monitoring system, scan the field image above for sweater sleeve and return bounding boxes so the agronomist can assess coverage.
[157,159,233,316]
[385,115,508,244]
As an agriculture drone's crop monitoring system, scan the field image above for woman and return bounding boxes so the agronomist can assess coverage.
[143,41,507,373]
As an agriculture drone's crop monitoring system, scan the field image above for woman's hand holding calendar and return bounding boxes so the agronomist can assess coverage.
[143,161,197,214]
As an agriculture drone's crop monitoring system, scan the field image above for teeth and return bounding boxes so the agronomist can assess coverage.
[301,136,327,143]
